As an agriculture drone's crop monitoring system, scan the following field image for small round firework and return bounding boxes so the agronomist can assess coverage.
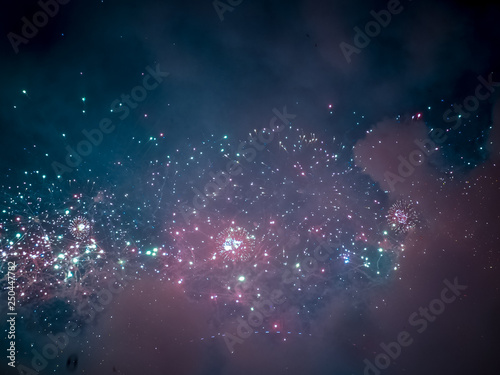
[69,216,91,240]
[387,200,418,234]
[216,226,255,262]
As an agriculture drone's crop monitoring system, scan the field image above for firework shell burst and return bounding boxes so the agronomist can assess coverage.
[387,200,419,234]
[216,226,256,262]
[69,216,91,240]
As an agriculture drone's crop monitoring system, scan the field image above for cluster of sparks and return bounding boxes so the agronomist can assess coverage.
[216,226,255,262]
[0,181,135,304]
[131,125,415,336]
[0,124,419,339]
[387,200,419,234]
[69,216,91,240]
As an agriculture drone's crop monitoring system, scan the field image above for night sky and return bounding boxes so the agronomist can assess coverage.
[1,0,499,374]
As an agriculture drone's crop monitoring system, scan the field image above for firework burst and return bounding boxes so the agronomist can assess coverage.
[69,216,91,240]
[387,200,419,234]
[216,226,256,262]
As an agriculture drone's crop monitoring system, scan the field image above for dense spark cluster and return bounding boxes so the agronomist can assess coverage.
[216,226,255,262]
[137,124,406,335]
[69,216,91,240]
[0,122,415,339]
[0,178,135,305]
[387,200,419,234]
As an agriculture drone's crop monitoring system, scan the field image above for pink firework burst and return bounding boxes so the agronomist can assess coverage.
[69,216,91,240]
[387,200,418,234]
[216,226,255,262]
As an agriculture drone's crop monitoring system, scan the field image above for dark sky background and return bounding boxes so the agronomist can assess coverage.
[1,0,499,374]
